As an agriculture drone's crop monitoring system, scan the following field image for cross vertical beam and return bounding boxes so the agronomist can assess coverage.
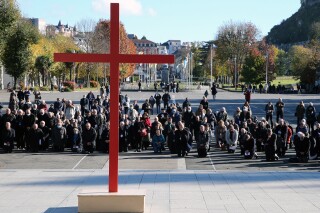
[109,3,120,193]
[54,3,174,194]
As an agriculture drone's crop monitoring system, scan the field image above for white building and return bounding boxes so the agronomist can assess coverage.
[27,18,46,35]
[162,40,181,54]
[158,45,168,55]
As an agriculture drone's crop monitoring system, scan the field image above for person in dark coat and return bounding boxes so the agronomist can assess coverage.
[86,91,95,110]
[292,132,310,163]
[24,89,31,102]
[149,96,156,115]
[14,109,25,149]
[175,121,189,157]
[23,109,35,150]
[163,117,176,153]
[17,89,25,103]
[101,122,110,153]
[154,92,162,114]
[264,128,279,161]
[243,134,256,159]
[39,121,50,151]
[197,125,209,157]
[200,97,209,111]
[211,83,217,100]
[119,121,128,152]
[265,101,274,128]
[274,119,288,157]
[29,124,44,153]
[182,106,195,130]
[142,99,151,115]
[275,98,285,123]
[306,102,316,134]
[162,92,171,109]
[1,122,15,153]
[54,98,63,115]
[244,88,251,103]
[82,122,97,153]
[295,101,305,126]
[51,119,67,152]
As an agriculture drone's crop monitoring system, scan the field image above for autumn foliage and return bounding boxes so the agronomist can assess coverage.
[93,20,136,78]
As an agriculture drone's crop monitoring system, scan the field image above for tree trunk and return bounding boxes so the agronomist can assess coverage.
[42,69,45,87]
[87,72,90,88]
[13,77,17,90]
[38,71,41,87]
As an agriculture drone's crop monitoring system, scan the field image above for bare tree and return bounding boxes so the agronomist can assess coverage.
[75,19,97,86]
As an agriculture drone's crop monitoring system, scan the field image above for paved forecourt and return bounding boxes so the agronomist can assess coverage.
[1,89,320,213]
[0,88,320,172]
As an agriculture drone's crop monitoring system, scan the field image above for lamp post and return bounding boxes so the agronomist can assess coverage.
[265,52,269,84]
[234,56,237,89]
[190,52,193,86]
[210,44,215,86]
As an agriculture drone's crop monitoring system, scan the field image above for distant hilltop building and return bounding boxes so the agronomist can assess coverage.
[46,20,76,37]
[301,0,320,7]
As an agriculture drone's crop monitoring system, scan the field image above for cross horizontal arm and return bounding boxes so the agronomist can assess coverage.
[54,53,111,63]
[119,54,175,64]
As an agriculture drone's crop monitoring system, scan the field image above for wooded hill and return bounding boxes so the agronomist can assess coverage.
[267,3,320,45]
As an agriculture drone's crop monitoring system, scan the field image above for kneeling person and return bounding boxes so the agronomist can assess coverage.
[197,125,209,157]
[82,123,97,153]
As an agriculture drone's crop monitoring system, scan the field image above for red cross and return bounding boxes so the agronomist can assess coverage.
[54,3,174,193]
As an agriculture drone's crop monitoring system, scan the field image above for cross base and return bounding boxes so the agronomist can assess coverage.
[78,189,146,213]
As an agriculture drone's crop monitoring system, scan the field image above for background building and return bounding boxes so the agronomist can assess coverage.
[27,18,46,35]
[46,21,76,37]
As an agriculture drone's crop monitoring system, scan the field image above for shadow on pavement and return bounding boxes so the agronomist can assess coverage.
[44,207,77,213]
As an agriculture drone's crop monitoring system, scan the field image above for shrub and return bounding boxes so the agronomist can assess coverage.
[40,86,50,91]
[63,81,76,90]
[90,80,99,88]
[64,87,73,92]
[19,81,25,90]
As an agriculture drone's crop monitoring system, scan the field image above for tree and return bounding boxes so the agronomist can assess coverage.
[310,22,320,41]
[35,55,52,86]
[215,21,260,85]
[93,20,136,80]
[30,36,55,85]
[76,19,97,53]
[1,19,39,88]
[241,49,265,84]
[275,49,290,76]
[0,0,20,58]
[288,45,314,83]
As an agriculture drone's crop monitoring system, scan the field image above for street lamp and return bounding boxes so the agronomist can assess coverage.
[210,44,215,86]
[265,52,269,84]
[234,57,237,88]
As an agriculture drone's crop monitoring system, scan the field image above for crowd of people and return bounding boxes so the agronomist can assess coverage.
[1,86,320,163]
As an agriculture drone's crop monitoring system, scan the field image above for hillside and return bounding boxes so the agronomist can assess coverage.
[267,3,320,45]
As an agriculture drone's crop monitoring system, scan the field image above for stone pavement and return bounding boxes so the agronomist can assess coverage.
[1,169,320,213]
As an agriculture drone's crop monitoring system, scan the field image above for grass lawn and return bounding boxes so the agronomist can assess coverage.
[271,76,300,86]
